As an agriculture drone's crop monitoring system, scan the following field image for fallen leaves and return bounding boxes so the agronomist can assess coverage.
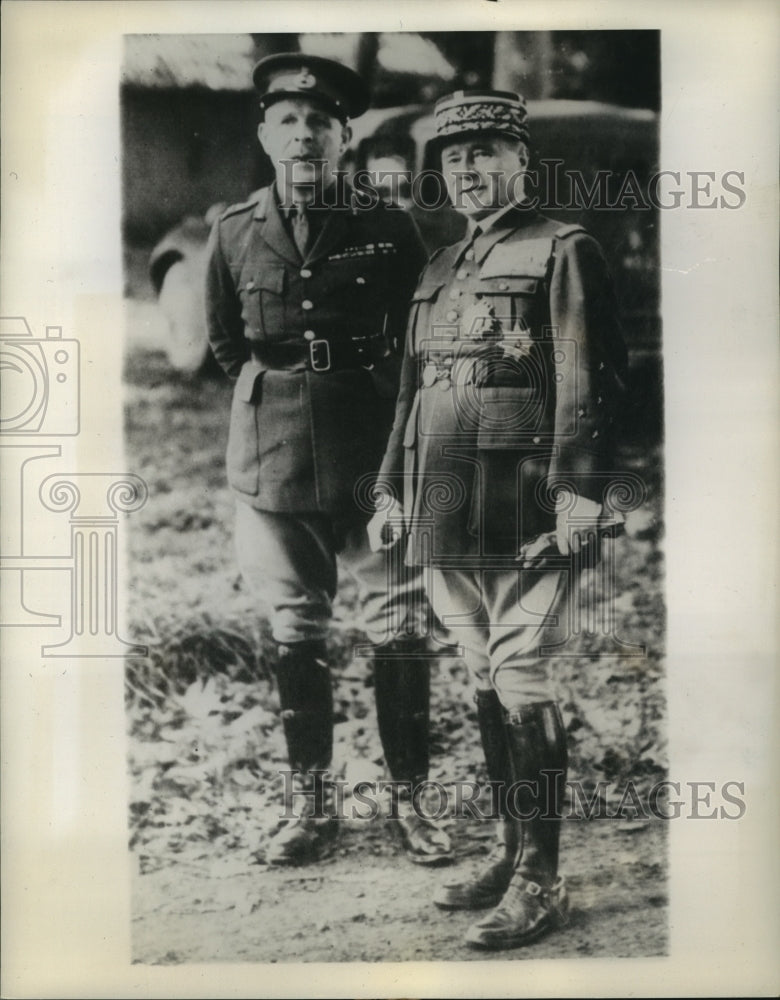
[124,348,667,875]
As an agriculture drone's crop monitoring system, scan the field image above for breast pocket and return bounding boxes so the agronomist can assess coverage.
[239,265,285,339]
[323,258,390,336]
[475,275,540,330]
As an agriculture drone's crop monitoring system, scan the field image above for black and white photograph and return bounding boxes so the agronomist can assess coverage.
[122,27,667,965]
[1,2,778,997]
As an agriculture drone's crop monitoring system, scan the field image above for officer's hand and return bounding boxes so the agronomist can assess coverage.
[555,491,603,556]
[367,493,406,552]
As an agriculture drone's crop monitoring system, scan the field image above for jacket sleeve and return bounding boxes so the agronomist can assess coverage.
[204,218,249,382]
[375,297,420,496]
[547,231,628,503]
[384,209,428,356]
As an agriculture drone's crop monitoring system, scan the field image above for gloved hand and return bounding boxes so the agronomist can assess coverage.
[555,490,604,556]
[367,492,406,552]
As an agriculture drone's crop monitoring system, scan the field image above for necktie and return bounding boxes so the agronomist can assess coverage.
[291,206,310,258]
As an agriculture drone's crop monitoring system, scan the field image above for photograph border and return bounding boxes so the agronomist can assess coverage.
[2,1,778,997]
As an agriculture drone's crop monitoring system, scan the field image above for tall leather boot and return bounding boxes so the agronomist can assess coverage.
[465,701,570,949]
[266,639,339,865]
[434,688,518,908]
[373,637,453,865]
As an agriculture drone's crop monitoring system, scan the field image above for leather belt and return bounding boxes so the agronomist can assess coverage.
[252,335,387,373]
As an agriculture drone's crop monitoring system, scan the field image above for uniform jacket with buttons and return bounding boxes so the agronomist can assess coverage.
[205,184,427,523]
[376,205,628,564]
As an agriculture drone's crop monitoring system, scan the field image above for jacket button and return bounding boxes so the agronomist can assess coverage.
[499,281,509,291]
[246,280,255,290]
[591,430,599,439]
[356,276,366,285]
[446,310,459,322]
[302,299,314,310]
[449,288,460,300]
[304,330,316,341]
[300,268,312,279]
[464,249,475,261]
[532,436,541,444]
[457,269,468,280]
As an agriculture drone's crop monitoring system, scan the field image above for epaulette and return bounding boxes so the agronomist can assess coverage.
[218,188,267,222]
[423,241,461,278]
[554,223,588,240]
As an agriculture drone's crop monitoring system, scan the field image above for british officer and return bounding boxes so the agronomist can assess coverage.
[206,54,452,866]
[369,89,628,948]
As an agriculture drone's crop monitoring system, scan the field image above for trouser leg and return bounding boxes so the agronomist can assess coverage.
[233,504,339,863]
[428,565,573,932]
[233,502,337,643]
[339,527,452,864]
[461,565,573,947]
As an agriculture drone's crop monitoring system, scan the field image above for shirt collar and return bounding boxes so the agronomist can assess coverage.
[467,201,517,238]
[274,182,341,219]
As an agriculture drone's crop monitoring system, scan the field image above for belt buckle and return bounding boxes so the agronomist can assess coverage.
[309,339,331,372]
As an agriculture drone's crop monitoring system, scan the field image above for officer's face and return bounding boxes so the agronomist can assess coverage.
[259,98,350,199]
[440,136,528,220]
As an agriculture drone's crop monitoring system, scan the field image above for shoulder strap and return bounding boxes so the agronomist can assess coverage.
[219,187,267,222]
[554,223,587,240]
[544,223,589,291]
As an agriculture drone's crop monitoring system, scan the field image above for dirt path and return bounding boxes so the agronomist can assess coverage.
[131,816,666,964]
[124,344,668,966]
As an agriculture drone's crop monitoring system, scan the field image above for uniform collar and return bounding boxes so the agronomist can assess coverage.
[466,201,516,238]
[253,183,354,266]
[459,201,538,265]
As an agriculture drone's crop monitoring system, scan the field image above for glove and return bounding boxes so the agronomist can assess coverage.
[367,492,406,552]
[555,490,604,556]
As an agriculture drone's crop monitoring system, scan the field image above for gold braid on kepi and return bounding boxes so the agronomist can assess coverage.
[427,89,530,156]
[252,52,369,123]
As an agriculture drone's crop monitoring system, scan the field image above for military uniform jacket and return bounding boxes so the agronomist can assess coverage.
[205,185,427,522]
[376,206,628,565]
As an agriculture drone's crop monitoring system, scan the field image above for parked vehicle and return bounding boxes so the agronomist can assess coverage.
[149,99,660,433]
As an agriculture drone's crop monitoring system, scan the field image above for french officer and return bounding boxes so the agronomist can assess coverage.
[369,89,628,948]
[206,54,452,867]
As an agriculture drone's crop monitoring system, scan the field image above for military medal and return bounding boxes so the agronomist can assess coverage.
[421,362,438,388]
[461,298,500,340]
[501,322,535,361]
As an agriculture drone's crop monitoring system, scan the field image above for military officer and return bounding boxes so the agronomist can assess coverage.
[206,53,452,866]
[369,89,627,948]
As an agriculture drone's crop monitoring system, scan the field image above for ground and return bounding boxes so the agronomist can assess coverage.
[131,819,667,964]
[123,303,667,964]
